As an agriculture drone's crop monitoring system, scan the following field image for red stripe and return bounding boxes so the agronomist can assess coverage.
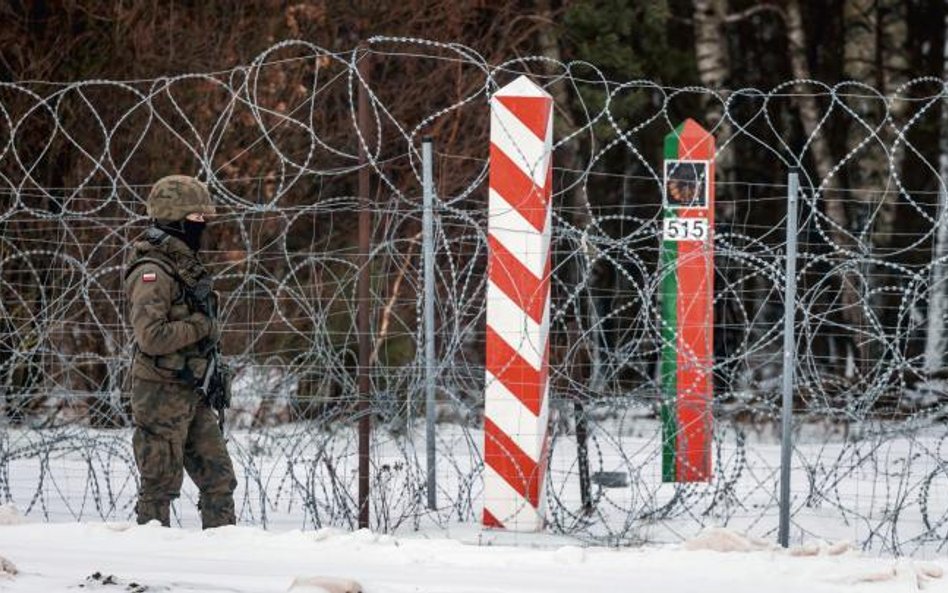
[485,326,547,416]
[489,142,549,232]
[674,223,713,481]
[675,240,712,481]
[484,417,541,507]
[677,119,715,160]
[487,235,549,324]
[483,508,504,528]
[496,96,551,143]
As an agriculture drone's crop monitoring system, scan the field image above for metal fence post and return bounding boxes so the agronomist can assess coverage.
[422,137,438,510]
[778,169,800,548]
[356,47,372,531]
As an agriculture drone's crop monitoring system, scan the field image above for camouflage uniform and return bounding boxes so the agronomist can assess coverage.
[125,175,236,529]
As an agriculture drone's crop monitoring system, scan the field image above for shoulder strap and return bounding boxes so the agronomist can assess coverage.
[144,226,171,246]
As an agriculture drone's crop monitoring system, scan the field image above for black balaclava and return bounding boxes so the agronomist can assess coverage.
[156,218,206,252]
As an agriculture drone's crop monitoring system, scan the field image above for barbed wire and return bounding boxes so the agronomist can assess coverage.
[0,38,946,556]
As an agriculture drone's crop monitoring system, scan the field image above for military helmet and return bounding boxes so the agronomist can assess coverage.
[146,175,216,220]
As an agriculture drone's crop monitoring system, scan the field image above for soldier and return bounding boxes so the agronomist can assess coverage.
[124,175,236,529]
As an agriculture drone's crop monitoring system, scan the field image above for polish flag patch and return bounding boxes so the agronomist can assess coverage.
[142,272,157,283]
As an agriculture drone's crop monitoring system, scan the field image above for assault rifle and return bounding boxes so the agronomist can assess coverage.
[187,277,232,433]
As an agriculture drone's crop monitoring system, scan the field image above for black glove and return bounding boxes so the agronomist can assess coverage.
[189,277,214,316]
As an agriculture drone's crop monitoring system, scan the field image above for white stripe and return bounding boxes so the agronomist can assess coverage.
[494,75,552,100]
[488,187,551,279]
[484,369,549,461]
[486,280,549,371]
[490,99,551,188]
[483,465,543,531]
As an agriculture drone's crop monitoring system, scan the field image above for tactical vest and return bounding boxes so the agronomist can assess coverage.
[125,228,210,384]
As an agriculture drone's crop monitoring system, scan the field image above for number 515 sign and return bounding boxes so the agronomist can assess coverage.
[663,217,708,241]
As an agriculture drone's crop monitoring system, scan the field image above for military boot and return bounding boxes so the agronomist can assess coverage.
[199,494,235,529]
[136,498,171,527]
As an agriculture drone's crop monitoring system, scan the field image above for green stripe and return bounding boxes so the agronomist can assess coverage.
[660,124,683,482]
[659,214,679,482]
[664,123,685,160]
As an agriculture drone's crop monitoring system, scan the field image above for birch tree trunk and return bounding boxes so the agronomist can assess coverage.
[785,0,839,216]
[923,8,948,374]
[844,0,909,374]
[841,0,907,246]
[877,0,909,246]
[784,0,854,375]
[694,0,730,94]
[694,0,735,222]
[841,0,904,375]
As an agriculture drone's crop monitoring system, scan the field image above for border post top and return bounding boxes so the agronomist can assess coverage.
[493,75,552,99]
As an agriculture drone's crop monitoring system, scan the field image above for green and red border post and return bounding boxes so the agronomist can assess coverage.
[660,119,714,482]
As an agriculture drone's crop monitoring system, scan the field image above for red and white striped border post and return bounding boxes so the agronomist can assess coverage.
[483,75,553,531]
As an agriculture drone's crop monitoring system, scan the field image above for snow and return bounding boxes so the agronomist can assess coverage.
[0,505,24,527]
[2,418,946,591]
[0,554,17,578]
[0,512,944,593]
[680,526,772,552]
[4,420,947,557]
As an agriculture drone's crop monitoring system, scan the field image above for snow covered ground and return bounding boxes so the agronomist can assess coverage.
[4,421,946,556]
[0,509,944,593]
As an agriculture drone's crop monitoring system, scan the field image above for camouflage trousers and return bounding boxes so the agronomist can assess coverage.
[130,378,237,529]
